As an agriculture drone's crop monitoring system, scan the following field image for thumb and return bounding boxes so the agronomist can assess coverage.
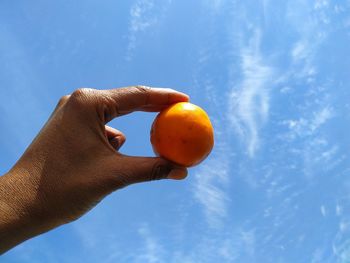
[114,156,188,186]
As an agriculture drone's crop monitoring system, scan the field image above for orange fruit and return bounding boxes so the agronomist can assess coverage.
[150,102,214,167]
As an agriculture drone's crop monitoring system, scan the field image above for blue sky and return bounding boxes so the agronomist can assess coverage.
[1,0,350,262]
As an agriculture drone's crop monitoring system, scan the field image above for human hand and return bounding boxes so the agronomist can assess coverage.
[0,86,189,253]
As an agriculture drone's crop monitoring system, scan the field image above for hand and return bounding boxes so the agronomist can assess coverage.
[0,86,189,254]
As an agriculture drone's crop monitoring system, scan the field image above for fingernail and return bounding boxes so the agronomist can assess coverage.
[167,168,188,180]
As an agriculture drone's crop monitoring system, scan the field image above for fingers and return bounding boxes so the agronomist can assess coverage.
[108,86,189,110]
[64,86,189,124]
[105,125,126,150]
[110,155,188,188]
[101,86,189,120]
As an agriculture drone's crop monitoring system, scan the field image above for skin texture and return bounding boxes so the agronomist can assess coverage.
[0,86,189,254]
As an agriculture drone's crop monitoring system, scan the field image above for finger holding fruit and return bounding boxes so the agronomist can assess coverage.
[0,86,214,254]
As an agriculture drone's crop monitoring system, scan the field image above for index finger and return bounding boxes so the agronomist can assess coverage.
[102,86,190,118]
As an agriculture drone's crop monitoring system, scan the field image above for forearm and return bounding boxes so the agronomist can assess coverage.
[0,170,46,254]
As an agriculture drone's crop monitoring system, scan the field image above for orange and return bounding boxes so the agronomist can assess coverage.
[150,102,214,167]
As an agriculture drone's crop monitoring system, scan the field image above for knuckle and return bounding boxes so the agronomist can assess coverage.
[61,94,70,101]
[56,95,70,108]
[99,93,116,107]
[71,88,94,99]
[59,94,70,103]
[150,162,171,181]
[134,85,151,93]
[69,88,96,107]
[133,85,151,104]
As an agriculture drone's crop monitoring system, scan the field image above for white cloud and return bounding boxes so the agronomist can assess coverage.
[320,145,338,161]
[280,86,292,94]
[333,226,350,262]
[290,39,319,80]
[124,222,243,263]
[292,41,308,62]
[283,106,334,139]
[310,107,333,132]
[73,222,97,249]
[286,0,332,81]
[133,224,164,263]
[311,247,325,263]
[240,229,256,257]
[126,0,171,60]
[336,204,343,216]
[314,0,329,10]
[217,238,238,262]
[129,0,156,32]
[301,139,343,181]
[126,0,155,60]
[193,151,230,228]
[201,0,228,15]
[228,30,273,157]
[340,221,350,233]
[191,48,232,228]
[320,205,327,217]
[189,4,235,230]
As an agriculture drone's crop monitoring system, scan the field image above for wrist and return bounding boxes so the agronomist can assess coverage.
[0,169,50,254]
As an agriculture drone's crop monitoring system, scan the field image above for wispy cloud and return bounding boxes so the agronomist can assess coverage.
[311,247,326,263]
[283,106,334,140]
[320,205,327,217]
[286,0,332,82]
[126,0,171,60]
[73,220,98,249]
[203,0,225,13]
[190,15,232,229]
[133,224,164,263]
[127,222,258,263]
[126,0,156,60]
[128,225,250,263]
[336,204,343,216]
[193,150,230,228]
[333,227,350,263]
[228,30,273,157]
[129,1,156,32]
[311,107,333,132]
[280,0,340,183]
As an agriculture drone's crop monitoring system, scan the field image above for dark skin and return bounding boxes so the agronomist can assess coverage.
[0,86,188,254]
